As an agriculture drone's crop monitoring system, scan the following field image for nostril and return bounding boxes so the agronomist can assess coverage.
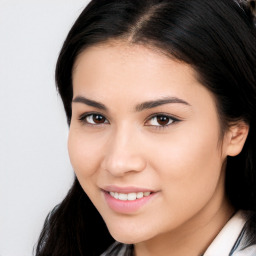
[102,154,146,177]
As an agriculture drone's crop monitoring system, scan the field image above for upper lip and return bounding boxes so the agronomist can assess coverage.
[102,185,156,193]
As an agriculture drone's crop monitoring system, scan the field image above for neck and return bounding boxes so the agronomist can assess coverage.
[134,198,235,256]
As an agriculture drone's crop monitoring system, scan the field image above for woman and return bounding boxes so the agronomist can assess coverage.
[35,0,256,255]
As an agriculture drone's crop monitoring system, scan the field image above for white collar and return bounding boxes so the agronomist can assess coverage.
[203,211,246,256]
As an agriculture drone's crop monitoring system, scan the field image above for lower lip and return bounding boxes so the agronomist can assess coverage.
[103,191,155,214]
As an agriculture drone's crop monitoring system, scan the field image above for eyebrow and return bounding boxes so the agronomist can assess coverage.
[134,97,190,112]
[72,96,190,112]
[72,96,107,111]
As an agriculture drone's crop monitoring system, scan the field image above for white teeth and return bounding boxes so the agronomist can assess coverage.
[136,192,143,199]
[109,191,151,201]
[118,193,128,200]
[143,192,150,197]
[127,193,137,201]
[114,192,119,199]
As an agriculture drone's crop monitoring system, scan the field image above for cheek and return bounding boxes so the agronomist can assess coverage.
[150,121,224,204]
[151,123,220,169]
[68,128,102,179]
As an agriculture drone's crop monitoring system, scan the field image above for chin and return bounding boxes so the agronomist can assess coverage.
[107,224,154,244]
[111,233,145,244]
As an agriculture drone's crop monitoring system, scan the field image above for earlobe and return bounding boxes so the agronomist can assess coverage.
[226,122,249,157]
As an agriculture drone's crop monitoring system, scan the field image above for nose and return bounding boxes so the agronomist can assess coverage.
[101,127,146,177]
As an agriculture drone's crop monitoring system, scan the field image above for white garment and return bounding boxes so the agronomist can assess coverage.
[203,211,255,256]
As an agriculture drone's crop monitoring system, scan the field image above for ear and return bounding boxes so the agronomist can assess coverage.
[225,121,249,157]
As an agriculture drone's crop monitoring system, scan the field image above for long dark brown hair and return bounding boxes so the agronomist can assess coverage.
[35,0,256,255]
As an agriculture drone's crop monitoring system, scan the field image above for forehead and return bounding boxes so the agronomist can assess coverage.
[72,41,216,113]
[74,42,194,87]
[73,41,168,70]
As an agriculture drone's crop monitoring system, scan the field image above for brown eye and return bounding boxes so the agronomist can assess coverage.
[156,116,170,126]
[93,114,106,123]
[85,114,108,124]
[146,115,176,127]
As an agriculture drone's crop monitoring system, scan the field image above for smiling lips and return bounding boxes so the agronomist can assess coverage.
[109,191,151,201]
[103,188,156,213]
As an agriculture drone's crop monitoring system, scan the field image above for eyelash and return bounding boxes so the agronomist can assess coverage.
[145,113,180,129]
[79,112,109,126]
[78,112,180,129]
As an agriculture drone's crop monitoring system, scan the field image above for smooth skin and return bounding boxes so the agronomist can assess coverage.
[69,41,249,256]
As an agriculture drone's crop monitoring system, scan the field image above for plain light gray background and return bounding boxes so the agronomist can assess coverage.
[0,1,90,255]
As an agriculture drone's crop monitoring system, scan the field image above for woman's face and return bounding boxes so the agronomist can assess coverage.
[69,42,232,244]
